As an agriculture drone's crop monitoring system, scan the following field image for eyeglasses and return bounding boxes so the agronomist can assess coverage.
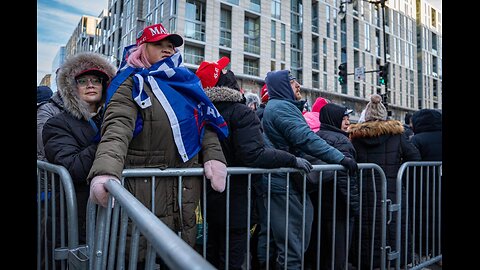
[76,77,103,87]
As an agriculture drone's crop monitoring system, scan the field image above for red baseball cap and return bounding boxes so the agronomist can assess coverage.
[136,23,184,47]
[75,68,110,81]
[195,57,230,89]
[260,84,269,104]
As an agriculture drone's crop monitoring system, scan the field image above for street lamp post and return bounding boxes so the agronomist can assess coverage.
[339,0,390,106]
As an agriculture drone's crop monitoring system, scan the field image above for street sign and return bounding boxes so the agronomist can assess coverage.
[355,66,365,81]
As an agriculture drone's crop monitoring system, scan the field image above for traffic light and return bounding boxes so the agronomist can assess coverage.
[378,62,388,85]
[338,63,347,85]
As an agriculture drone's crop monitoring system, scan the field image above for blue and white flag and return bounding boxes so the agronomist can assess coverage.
[104,49,228,162]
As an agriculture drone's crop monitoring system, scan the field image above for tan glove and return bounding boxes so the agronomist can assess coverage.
[204,160,227,192]
[89,175,120,208]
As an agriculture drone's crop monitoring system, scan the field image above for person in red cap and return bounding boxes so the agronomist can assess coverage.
[41,52,117,268]
[86,23,228,268]
[195,57,312,270]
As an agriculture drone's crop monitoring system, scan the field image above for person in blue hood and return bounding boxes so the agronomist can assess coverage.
[260,70,358,269]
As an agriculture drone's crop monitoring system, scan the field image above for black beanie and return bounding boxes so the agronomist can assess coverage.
[216,70,240,91]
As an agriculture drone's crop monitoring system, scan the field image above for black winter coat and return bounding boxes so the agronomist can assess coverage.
[410,109,442,256]
[348,120,421,268]
[43,111,102,241]
[204,86,298,229]
[316,124,359,217]
[411,109,442,161]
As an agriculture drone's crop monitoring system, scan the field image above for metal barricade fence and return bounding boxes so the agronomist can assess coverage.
[37,160,85,270]
[395,161,442,270]
[86,178,216,270]
[85,164,388,270]
[38,162,394,270]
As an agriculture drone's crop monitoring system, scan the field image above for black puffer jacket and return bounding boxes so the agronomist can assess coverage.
[411,109,442,161]
[410,109,442,256]
[42,52,116,242]
[348,120,421,268]
[204,86,298,228]
[316,103,359,217]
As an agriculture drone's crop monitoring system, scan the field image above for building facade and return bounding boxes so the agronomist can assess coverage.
[50,0,441,121]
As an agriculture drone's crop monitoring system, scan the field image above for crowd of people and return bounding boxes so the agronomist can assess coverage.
[37,22,442,269]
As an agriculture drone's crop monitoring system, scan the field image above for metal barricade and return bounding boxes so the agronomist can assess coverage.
[86,165,388,270]
[395,161,442,270]
[87,168,215,270]
[37,160,86,270]
[39,162,395,270]
[87,178,215,270]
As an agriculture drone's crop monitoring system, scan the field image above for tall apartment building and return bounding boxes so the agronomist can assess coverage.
[86,0,441,120]
[65,15,103,58]
[416,0,442,110]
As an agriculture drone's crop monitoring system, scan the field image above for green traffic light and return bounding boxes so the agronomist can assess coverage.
[379,77,385,85]
[338,76,345,85]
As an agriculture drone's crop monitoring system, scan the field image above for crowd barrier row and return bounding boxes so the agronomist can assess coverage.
[37,160,442,270]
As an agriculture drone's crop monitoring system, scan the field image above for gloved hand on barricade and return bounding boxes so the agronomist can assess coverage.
[90,175,120,208]
[204,159,227,192]
[340,157,358,177]
[295,157,313,173]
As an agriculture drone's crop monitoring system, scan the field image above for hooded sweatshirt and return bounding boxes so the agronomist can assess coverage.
[262,70,344,165]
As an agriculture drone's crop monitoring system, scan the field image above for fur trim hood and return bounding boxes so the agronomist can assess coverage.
[57,52,117,120]
[348,120,404,139]
[204,86,244,103]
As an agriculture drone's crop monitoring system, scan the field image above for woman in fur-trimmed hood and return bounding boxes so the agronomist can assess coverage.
[56,52,117,120]
[348,94,421,269]
[42,52,117,244]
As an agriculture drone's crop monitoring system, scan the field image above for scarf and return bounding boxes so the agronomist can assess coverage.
[105,49,229,162]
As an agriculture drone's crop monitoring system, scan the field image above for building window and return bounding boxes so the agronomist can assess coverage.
[271,40,276,58]
[312,37,319,70]
[249,0,261,13]
[226,0,239,5]
[271,0,281,19]
[281,44,286,61]
[184,45,204,65]
[244,16,260,54]
[271,60,276,71]
[169,17,176,32]
[271,20,276,39]
[244,57,259,76]
[185,0,206,41]
[312,2,318,33]
[353,19,359,49]
[291,50,302,68]
[326,5,330,38]
[312,72,319,89]
[364,23,370,51]
[220,8,232,47]
[170,0,177,15]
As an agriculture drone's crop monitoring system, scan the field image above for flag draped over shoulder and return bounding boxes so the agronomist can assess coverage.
[104,48,229,162]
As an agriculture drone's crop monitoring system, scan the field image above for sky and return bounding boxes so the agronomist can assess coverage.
[37,0,442,85]
[37,0,107,85]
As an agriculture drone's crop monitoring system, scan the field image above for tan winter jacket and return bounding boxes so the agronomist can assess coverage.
[88,77,226,257]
